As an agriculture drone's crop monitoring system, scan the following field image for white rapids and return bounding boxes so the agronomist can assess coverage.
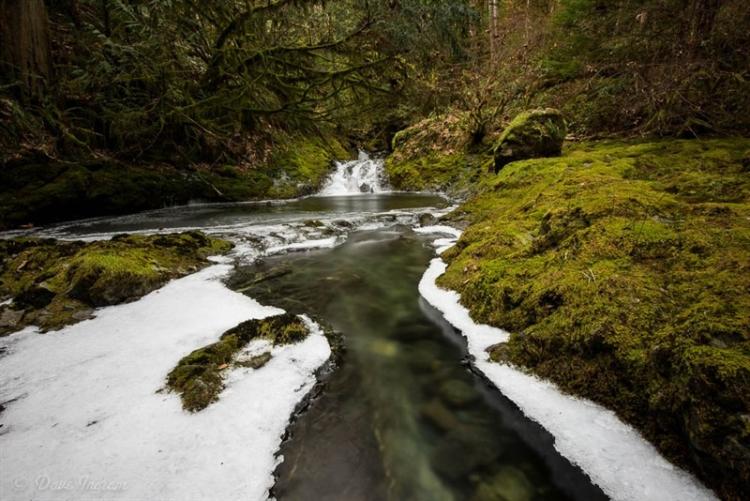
[318,151,387,196]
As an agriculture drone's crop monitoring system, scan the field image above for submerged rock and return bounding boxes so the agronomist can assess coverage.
[420,399,460,431]
[471,466,534,501]
[419,213,438,227]
[438,379,480,408]
[492,109,566,173]
[431,426,502,481]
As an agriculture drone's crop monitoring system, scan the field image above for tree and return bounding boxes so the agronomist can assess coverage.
[0,0,52,100]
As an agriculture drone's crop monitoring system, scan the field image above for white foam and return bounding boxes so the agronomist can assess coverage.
[0,265,330,501]
[418,237,717,501]
[265,236,339,255]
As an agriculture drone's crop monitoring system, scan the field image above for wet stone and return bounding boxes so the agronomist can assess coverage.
[0,306,24,335]
[471,466,534,501]
[419,213,438,227]
[430,427,502,481]
[420,398,460,432]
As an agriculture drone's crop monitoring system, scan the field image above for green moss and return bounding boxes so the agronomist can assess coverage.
[439,138,750,500]
[165,314,309,411]
[265,134,350,197]
[0,231,232,334]
[492,109,567,172]
[385,153,488,194]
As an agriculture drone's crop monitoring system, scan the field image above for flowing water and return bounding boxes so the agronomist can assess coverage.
[318,152,387,195]
[3,155,608,500]
[230,227,607,501]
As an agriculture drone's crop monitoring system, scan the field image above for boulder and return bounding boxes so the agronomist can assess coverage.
[492,109,566,173]
[418,213,437,227]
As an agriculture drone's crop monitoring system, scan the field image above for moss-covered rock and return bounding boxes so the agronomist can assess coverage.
[0,231,232,334]
[492,109,566,173]
[385,153,488,194]
[384,110,498,194]
[166,314,309,412]
[439,138,750,500]
[263,134,350,198]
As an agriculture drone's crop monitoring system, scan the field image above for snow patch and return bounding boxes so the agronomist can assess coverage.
[413,225,463,239]
[418,235,717,501]
[0,265,330,501]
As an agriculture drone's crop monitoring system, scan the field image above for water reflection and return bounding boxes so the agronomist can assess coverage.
[26,194,447,236]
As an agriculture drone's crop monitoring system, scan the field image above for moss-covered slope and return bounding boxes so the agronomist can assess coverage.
[438,139,750,500]
[0,231,232,334]
[0,134,349,230]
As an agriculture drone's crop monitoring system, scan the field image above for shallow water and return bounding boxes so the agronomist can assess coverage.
[229,226,607,501]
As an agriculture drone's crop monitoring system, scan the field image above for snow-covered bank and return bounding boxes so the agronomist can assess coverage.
[0,265,330,501]
[416,229,717,501]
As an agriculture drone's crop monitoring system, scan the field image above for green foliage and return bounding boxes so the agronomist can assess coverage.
[539,0,750,135]
[439,138,750,500]
[1,0,479,165]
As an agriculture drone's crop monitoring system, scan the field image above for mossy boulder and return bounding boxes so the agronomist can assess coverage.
[384,153,487,194]
[385,111,498,194]
[166,314,309,412]
[492,109,566,173]
[0,231,232,334]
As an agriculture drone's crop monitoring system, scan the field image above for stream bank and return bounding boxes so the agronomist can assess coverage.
[0,133,350,230]
[398,138,749,500]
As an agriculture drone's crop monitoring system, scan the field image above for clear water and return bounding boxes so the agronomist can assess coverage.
[228,225,607,501]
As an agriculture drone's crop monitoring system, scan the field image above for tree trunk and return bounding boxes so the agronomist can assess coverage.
[688,0,721,56]
[489,0,499,61]
[0,0,52,100]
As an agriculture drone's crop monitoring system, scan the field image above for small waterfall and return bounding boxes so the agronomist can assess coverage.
[318,152,387,196]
